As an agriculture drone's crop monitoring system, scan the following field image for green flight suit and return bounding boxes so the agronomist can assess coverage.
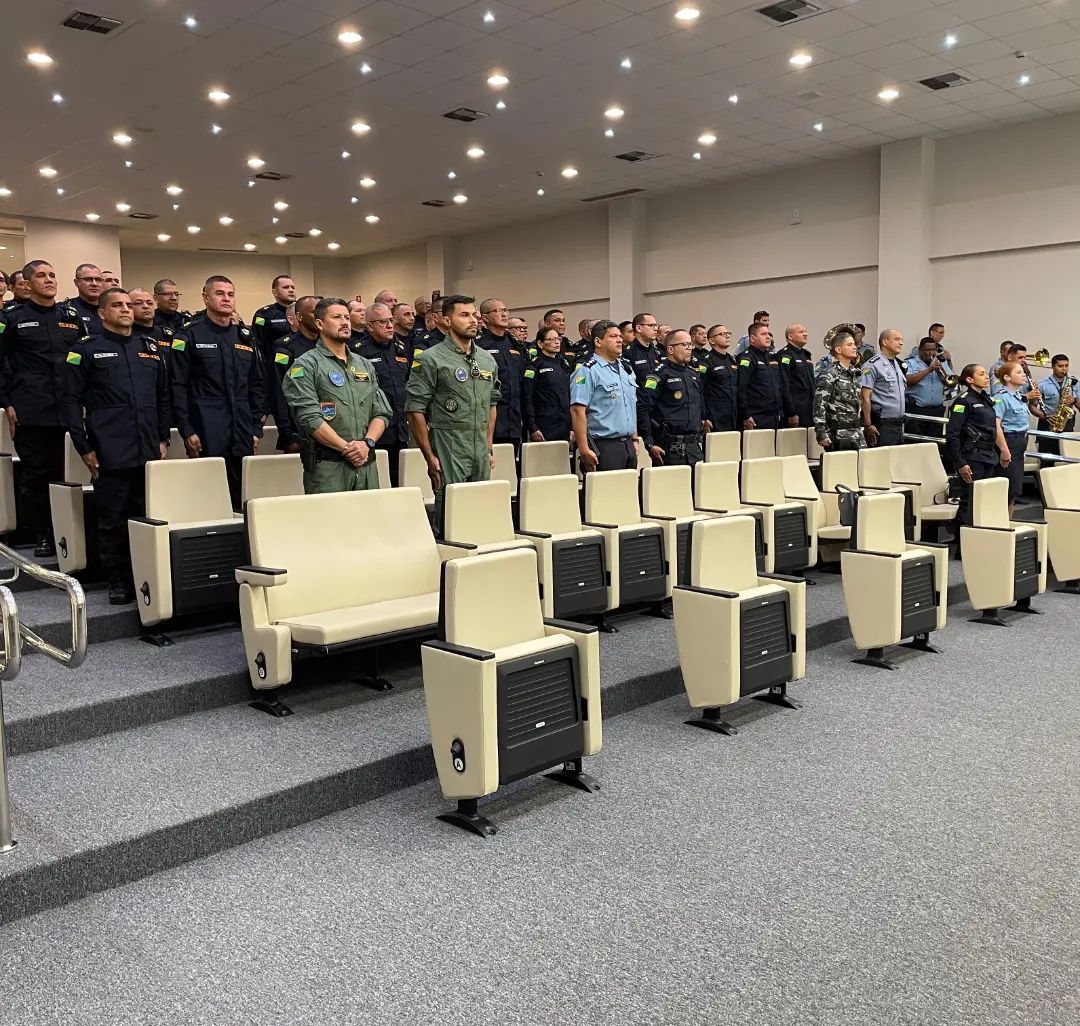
[282,341,392,493]
[404,334,501,530]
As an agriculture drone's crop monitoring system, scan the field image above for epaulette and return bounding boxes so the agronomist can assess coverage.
[582,357,597,368]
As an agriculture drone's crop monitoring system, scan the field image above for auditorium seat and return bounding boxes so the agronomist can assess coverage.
[421,546,602,836]
[691,460,765,571]
[491,443,518,497]
[583,469,669,609]
[374,448,391,489]
[238,487,441,707]
[1059,438,1080,460]
[807,428,825,463]
[741,429,775,460]
[520,440,572,479]
[0,417,15,535]
[961,477,1046,624]
[440,480,534,558]
[49,434,95,573]
[129,458,246,632]
[517,474,608,621]
[858,446,919,540]
[640,465,716,592]
[704,431,741,463]
[673,515,806,735]
[887,442,957,537]
[1037,462,1080,592]
[240,454,303,505]
[841,491,948,669]
[259,424,278,454]
[781,455,849,561]
[776,427,807,459]
[165,428,187,461]
[740,457,816,574]
[399,448,436,520]
[634,437,652,471]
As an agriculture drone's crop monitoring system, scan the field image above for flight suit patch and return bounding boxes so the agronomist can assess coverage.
[328,369,346,386]
[478,369,492,380]
[287,365,304,378]
[411,360,421,369]
[443,398,458,412]
[455,367,468,382]
[320,401,337,420]
[352,370,370,381]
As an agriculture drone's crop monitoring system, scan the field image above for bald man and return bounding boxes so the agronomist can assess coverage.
[778,323,814,428]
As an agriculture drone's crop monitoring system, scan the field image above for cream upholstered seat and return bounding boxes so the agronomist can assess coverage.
[1038,462,1080,593]
[776,427,807,459]
[806,428,824,462]
[692,460,765,570]
[521,440,572,479]
[858,446,920,540]
[742,428,775,460]
[374,448,390,489]
[887,442,957,535]
[491,442,518,498]
[583,469,669,608]
[0,416,15,533]
[238,487,441,705]
[129,458,246,630]
[640,465,717,591]
[705,431,740,463]
[441,480,535,558]
[49,433,96,573]
[518,474,608,620]
[241,454,303,505]
[399,447,435,520]
[421,546,602,836]
[840,491,948,669]
[259,423,278,454]
[165,428,187,461]
[674,515,806,734]
[780,455,848,563]
[1059,438,1080,460]
[961,477,1046,624]
[740,456,816,573]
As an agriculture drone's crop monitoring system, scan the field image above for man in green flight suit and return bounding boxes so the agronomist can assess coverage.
[282,296,393,493]
[405,294,500,533]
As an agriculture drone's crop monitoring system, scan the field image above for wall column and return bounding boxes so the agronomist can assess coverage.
[426,236,456,298]
[288,256,315,296]
[608,196,646,319]
[877,138,934,339]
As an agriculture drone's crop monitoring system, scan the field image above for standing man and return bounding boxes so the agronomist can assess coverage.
[271,296,320,453]
[639,329,707,467]
[570,320,640,473]
[1036,353,1077,456]
[626,312,661,385]
[68,263,105,336]
[356,302,410,484]
[282,298,392,494]
[5,270,32,311]
[737,321,793,431]
[478,297,526,454]
[778,323,814,428]
[405,295,500,532]
[391,302,416,348]
[152,279,186,331]
[813,329,865,452]
[128,287,178,366]
[574,319,594,364]
[507,316,530,352]
[0,261,85,556]
[170,276,265,507]
[59,288,170,603]
[904,335,951,447]
[348,299,369,349]
[619,321,634,346]
[689,324,708,359]
[541,308,571,353]
[251,275,296,360]
[861,328,907,447]
[702,324,738,433]
[413,295,430,325]
[736,310,770,355]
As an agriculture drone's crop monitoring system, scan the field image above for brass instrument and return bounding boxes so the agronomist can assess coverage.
[1024,365,1048,419]
[1049,373,1074,432]
[931,344,959,392]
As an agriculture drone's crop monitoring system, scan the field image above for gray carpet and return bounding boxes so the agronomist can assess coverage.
[0,602,1076,1026]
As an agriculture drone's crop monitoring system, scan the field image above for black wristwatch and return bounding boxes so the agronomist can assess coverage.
[363,437,376,449]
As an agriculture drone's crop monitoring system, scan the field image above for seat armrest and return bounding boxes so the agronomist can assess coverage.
[1013,519,1045,525]
[962,525,1015,533]
[1045,506,1080,513]
[643,513,676,522]
[693,505,728,514]
[583,520,619,529]
[439,539,478,550]
[741,500,774,508]
[787,494,820,502]
[673,584,740,599]
[894,479,922,486]
[543,617,599,635]
[759,572,804,584]
[131,516,168,527]
[847,548,902,559]
[516,529,552,539]
[423,640,495,661]
[917,541,951,548]
[236,565,288,587]
[57,481,86,490]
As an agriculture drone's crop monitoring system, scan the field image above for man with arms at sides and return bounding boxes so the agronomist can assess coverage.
[737,321,794,431]
[67,263,105,336]
[702,323,738,433]
[777,323,814,428]
[813,329,865,452]
[251,275,296,361]
[571,320,640,473]
[478,297,526,455]
[271,296,320,454]
[152,279,185,331]
[626,311,660,386]
[860,328,907,447]
[356,302,410,485]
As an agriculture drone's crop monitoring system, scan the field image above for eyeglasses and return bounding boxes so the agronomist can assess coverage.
[668,341,693,349]
[155,290,182,299]
[77,276,104,284]
[370,317,393,327]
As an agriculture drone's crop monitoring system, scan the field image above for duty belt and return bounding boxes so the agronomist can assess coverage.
[661,431,700,441]
[315,445,347,463]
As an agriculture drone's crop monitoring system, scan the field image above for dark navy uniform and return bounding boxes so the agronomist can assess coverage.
[946,388,1001,530]
[59,330,170,581]
[271,331,318,451]
[349,328,371,352]
[478,329,526,450]
[0,299,86,549]
[413,328,444,357]
[65,295,102,337]
[737,346,793,430]
[626,340,660,386]
[523,353,572,443]
[357,335,411,485]
[639,359,706,467]
[153,309,186,333]
[170,318,266,507]
[778,343,815,427]
[136,322,176,370]
[702,349,738,433]
[251,302,291,361]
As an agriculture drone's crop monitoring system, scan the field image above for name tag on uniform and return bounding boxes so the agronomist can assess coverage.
[195,343,217,350]
[138,352,161,360]
[395,356,408,364]
[352,370,370,381]
[94,352,119,359]
[539,367,553,374]
[478,369,493,380]
[16,322,40,329]
[59,322,80,331]
[234,343,253,353]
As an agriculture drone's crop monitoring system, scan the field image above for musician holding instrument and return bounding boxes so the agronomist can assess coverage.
[905,336,956,448]
[993,361,1040,516]
[1036,354,1077,457]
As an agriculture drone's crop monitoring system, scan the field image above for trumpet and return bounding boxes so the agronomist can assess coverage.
[932,346,959,390]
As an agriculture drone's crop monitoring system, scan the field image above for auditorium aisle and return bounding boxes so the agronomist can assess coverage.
[0,593,1076,1026]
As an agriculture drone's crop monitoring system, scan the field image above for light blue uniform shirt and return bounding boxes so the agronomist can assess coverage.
[994,387,1031,433]
[570,354,638,438]
[861,354,906,417]
[1038,373,1076,422]
[905,353,946,407]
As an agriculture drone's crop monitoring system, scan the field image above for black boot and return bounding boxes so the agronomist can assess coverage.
[33,535,56,559]
[108,571,135,605]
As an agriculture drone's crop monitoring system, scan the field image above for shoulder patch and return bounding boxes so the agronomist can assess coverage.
[274,352,290,365]
[172,339,187,352]
[65,351,82,365]
[574,373,587,385]
[644,376,659,390]
[411,360,421,369]
[287,365,305,379]
[992,396,1004,405]
[254,316,266,326]
[739,359,750,367]
[523,368,535,378]
[781,356,791,364]
[952,403,965,413]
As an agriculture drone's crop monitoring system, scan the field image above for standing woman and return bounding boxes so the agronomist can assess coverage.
[523,327,572,443]
[993,361,1040,516]
[946,364,1012,551]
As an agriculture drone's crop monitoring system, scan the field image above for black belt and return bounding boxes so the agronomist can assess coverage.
[660,432,700,441]
[315,445,347,463]
[593,434,632,442]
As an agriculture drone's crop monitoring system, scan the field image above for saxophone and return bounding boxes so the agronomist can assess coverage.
[1049,374,1074,432]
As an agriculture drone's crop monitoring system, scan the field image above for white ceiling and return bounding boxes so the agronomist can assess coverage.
[2,0,1080,257]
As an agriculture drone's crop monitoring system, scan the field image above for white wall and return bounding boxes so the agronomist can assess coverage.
[344,244,428,307]
[24,217,122,289]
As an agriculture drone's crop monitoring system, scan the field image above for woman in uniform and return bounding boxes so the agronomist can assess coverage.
[993,361,1039,516]
[523,326,572,443]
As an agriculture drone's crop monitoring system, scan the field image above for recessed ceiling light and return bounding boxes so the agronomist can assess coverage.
[495,99,506,110]
[605,106,624,120]
[328,241,341,251]
[124,160,133,168]
[561,166,578,179]
[452,193,468,204]
[247,156,265,170]
[466,146,485,159]
[115,202,131,212]
[308,227,322,237]
[39,166,57,178]
[1019,74,1031,86]
[219,215,234,226]
[620,56,632,70]
[27,52,53,67]
[728,94,739,104]
[447,170,457,180]
[692,151,701,160]
[675,6,700,22]
[211,123,222,135]
[337,30,363,45]
[56,187,65,195]
[604,128,615,138]
[52,93,64,104]
[359,176,376,188]
[341,150,351,159]
[351,120,371,135]
[157,233,171,242]
[359,62,372,75]
[350,196,359,204]
[172,204,180,211]
[274,200,289,211]
[84,213,100,222]
[0,188,11,199]
[487,72,509,88]
[813,122,824,132]
[184,17,197,29]
[243,243,257,251]
[878,86,900,101]
[113,132,133,146]
[537,188,545,196]
[247,179,256,188]
[272,217,279,224]
[166,184,183,195]
[789,52,813,67]
[365,214,380,224]
[275,236,287,244]
[187,225,201,234]
[698,132,717,145]
[483,11,495,24]
[944,34,957,49]
[208,88,230,104]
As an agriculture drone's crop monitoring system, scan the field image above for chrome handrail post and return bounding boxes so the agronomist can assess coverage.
[0,585,23,854]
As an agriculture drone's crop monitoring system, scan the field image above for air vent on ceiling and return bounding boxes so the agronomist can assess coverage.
[443,107,489,123]
[581,188,645,203]
[615,150,658,162]
[284,232,307,239]
[128,212,157,220]
[422,199,450,207]
[918,72,970,91]
[62,10,123,33]
[797,90,824,102]
[254,170,291,181]
[756,0,822,25]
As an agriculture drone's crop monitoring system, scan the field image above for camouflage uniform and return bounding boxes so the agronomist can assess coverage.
[813,361,865,451]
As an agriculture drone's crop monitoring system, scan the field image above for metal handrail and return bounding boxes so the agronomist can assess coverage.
[0,541,87,668]
[0,585,22,853]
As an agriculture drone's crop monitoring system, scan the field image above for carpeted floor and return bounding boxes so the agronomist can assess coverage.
[0,590,1076,1026]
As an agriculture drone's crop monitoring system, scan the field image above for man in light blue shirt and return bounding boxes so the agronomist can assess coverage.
[1036,353,1077,456]
[571,319,640,472]
[860,328,907,446]
[735,309,770,355]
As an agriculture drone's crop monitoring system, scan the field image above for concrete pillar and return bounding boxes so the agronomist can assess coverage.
[608,196,647,319]
[877,138,934,341]
[426,236,455,297]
